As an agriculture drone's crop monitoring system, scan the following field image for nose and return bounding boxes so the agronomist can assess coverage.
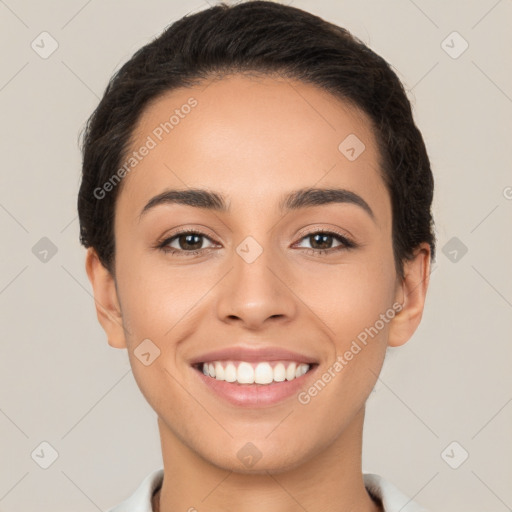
[215,242,298,330]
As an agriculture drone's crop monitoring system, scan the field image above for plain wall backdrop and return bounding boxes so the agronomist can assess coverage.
[1,0,511,511]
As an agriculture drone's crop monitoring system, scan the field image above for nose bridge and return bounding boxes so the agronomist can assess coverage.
[215,234,297,327]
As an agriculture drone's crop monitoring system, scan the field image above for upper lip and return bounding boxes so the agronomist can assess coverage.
[189,346,319,365]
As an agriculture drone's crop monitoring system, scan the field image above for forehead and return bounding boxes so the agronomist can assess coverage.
[116,74,389,225]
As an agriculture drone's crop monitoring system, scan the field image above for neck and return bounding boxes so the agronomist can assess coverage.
[153,407,382,512]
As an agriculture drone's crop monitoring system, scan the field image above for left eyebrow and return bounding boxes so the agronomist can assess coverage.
[138,186,375,222]
[279,187,375,222]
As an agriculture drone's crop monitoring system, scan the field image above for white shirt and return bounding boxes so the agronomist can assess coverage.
[107,468,429,512]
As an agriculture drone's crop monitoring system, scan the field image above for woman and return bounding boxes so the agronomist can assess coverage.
[78,1,435,511]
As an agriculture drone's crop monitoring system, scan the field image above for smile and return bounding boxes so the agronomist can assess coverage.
[192,360,319,408]
[197,360,313,385]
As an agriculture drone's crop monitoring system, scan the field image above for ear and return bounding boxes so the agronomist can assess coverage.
[85,247,127,349]
[388,242,432,348]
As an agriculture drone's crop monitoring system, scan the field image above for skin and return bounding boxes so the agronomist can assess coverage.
[85,74,430,512]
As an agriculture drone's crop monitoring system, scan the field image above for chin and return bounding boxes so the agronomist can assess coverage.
[201,438,315,475]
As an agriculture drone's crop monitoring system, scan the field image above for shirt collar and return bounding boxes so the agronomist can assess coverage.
[107,469,429,512]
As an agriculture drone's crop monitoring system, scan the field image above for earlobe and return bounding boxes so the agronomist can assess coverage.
[84,248,128,349]
[387,243,432,348]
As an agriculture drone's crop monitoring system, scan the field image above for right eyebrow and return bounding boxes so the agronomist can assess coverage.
[138,188,229,222]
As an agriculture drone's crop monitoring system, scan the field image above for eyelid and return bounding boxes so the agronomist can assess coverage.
[156,226,219,244]
[294,224,356,245]
[155,224,358,255]
[175,229,218,247]
[155,228,219,251]
[292,230,356,252]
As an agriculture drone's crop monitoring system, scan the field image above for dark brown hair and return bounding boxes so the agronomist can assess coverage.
[78,0,436,279]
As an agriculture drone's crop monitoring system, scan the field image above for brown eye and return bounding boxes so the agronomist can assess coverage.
[159,230,218,255]
[176,233,204,251]
[308,233,335,250]
[295,230,355,253]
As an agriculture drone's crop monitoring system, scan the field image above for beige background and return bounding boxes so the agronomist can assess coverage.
[1,0,511,510]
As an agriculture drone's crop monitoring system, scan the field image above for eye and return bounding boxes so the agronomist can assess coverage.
[294,230,356,255]
[157,229,218,256]
[155,228,357,257]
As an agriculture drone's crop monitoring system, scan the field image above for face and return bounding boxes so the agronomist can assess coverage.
[88,74,429,474]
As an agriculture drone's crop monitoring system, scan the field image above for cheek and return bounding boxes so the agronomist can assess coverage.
[296,264,396,416]
[294,259,396,403]
[297,255,396,338]
[115,263,191,413]
[115,254,208,340]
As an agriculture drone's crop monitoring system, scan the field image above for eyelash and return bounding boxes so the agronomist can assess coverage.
[154,227,358,258]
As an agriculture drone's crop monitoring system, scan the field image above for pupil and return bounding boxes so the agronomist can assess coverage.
[311,233,331,249]
[180,234,202,250]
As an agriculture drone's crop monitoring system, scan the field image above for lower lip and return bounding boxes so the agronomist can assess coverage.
[192,364,319,408]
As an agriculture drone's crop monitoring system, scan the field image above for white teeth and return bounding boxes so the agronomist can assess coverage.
[225,363,237,382]
[200,360,311,385]
[254,362,273,384]
[273,363,286,382]
[214,362,225,380]
[237,362,254,384]
[296,364,308,378]
[286,362,296,381]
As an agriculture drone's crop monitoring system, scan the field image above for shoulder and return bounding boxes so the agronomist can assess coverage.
[106,468,164,512]
[363,473,430,512]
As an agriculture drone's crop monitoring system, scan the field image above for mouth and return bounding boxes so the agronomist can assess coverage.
[192,360,318,385]
[190,359,320,408]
